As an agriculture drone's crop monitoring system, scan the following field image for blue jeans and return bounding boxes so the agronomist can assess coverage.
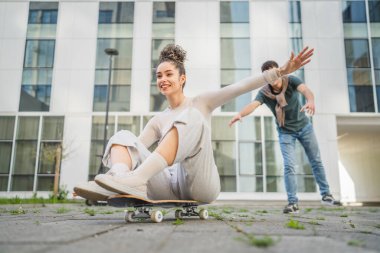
[278,123,330,204]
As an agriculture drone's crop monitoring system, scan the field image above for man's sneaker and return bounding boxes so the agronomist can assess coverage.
[321,194,341,206]
[95,173,148,200]
[283,203,299,214]
[74,181,118,201]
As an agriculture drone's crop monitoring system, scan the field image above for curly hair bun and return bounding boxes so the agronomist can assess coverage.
[159,44,187,65]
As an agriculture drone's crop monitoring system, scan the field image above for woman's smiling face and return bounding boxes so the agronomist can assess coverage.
[156,61,186,96]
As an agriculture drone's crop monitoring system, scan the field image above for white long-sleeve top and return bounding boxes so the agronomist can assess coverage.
[139,68,280,148]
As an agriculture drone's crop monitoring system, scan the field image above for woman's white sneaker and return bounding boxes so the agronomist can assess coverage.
[95,173,148,200]
[74,181,118,201]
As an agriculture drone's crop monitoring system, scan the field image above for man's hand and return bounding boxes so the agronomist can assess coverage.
[279,47,314,76]
[229,114,242,127]
[300,101,315,116]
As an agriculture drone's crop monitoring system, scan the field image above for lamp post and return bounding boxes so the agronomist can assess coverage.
[98,48,119,174]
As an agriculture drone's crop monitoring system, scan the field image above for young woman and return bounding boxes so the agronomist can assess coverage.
[75,44,313,203]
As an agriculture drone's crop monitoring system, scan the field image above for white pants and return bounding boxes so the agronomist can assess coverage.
[102,108,221,203]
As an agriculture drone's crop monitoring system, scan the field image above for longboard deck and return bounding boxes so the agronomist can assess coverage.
[108,194,203,208]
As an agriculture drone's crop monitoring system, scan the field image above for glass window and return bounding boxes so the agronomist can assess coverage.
[22,69,53,85]
[221,39,251,69]
[24,40,55,68]
[28,2,58,24]
[99,2,134,24]
[91,116,115,140]
[152,23,175,38]
[37,176,54,191]
[239,176,263,192]
[0,143,12,174]
[343,23,368,38]
[239,142,262,175]
[98,24,134,38]
[0,116,15,140]
[369,0,380,22]
[117,116,141,135]
[212,117,236,192]
[96,39,133,69]
[153,2,175,23]
[238,116,261,140]
[372,38,380,69]
[42,117,64,140]
[348,85,375,112]
[289,1,301,23]
[95,69,131,85]
[289,23,302,38]
[17,117,39,140]
[220,1,249,23]
[0,176,8,191]
[344,39,371,68]
[89,116,116,179]
[220,23,250,38]
[343,1,367,23]
[38,142,61,174]
[11,175,34,191]
[19,85,51,112]
[93,85,131,112]
[13,140,38,175]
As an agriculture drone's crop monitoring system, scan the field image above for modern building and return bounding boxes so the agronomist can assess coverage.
[0,0,379,203]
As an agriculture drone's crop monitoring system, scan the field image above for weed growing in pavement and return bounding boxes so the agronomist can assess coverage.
[238,208,249,213]
[237,234,275,248]
[256,210,268,214]
[84,208,96,216]
[375,224,380,229]
[316,216,325,220]
[286,219,305,230]
[100,210,114,215]
[172,219,184,225]
[348,221,355,228]
[340,213,348,217]
[209,211,224,221]
[222,208,233,214]
[359,230,372,234]
[161,210,168,216]
[10,206,26,215]
[304,208,313,213]
[309,220,321,225]
[347,240,364,247]
[56,207,71,214]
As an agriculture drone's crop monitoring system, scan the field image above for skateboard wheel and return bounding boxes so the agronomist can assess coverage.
[151,210,163,223]
[125,211,135,222]
[199,209,208,220]
[175,209,183,219]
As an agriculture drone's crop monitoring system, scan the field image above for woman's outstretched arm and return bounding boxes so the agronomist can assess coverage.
[197,47,314,112]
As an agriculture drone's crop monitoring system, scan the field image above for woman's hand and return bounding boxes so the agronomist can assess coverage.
[228,114,242,127]
[279,47,314,76]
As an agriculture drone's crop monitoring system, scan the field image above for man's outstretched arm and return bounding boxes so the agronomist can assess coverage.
[297,84,315,115]
[228,100,262,127]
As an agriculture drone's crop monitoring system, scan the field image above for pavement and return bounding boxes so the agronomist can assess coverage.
[0,200,379,253]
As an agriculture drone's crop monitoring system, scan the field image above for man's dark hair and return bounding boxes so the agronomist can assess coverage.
[261,60,279,72]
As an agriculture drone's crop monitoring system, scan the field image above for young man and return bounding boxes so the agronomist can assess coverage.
[229,60,340,214]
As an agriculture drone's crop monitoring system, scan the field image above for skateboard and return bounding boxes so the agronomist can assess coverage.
[107,194,209,223]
